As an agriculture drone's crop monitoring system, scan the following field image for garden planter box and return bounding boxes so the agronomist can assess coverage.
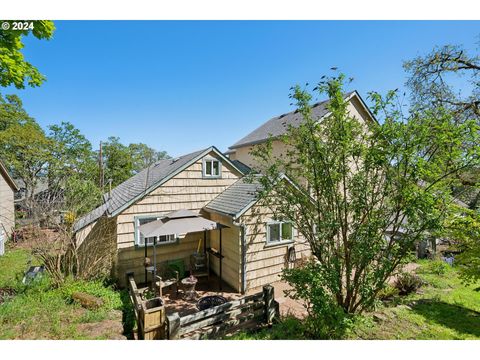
[141,297,165,340]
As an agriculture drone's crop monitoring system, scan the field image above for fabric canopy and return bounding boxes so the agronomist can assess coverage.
[139,209,219,238]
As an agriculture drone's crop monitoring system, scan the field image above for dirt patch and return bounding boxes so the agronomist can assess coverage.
[76,310,126,340]
[0,288,16,304]
[388,263,421,285]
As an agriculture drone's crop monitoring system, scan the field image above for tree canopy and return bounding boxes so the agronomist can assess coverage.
[0,20,55,88]
[250,74,480,336]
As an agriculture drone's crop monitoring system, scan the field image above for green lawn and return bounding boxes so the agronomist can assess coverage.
[0,248,134,340]
[228,260,480,340]
[350,260,480,340]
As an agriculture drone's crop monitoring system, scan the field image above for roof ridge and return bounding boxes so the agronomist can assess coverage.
[229,91,358,150]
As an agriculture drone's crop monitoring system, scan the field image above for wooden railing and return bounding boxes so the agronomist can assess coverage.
[166,285,279,340]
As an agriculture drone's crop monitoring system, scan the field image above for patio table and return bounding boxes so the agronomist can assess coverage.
[181,276,198,301]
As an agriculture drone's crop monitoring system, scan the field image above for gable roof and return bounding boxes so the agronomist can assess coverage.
[74,146,244,232]
[0,160,18,192]
[229,91,374,150]
[204,176,264,219]
[205,173,307,220]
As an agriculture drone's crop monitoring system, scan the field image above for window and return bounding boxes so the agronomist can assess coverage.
[135,216,176,246]
[203,158,221,178]
[266,221,294,245]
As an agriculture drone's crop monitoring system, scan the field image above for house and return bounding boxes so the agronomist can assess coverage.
[0,160,19,238]
[73,91,375,293]
[74,146,310,293]
[227,91,376,169]
[14,178,65,226]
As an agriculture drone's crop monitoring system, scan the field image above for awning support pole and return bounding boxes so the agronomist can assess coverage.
[153,237,157,294]
[144,241,147,284]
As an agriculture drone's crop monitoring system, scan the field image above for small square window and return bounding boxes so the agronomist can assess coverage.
[203,158,221,178]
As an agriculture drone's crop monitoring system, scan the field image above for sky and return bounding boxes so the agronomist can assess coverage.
[5,21,480,157]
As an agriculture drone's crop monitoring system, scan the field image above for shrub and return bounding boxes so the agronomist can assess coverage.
[282,261,352,339]
[420,260,450,276]
[377,285,399,301]
[394,272,423,296]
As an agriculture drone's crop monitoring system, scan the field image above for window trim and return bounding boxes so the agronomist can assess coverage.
[134,215,178,247]
[202,157,222,179]
[265,221,295,247]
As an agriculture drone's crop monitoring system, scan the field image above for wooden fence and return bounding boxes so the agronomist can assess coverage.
[166,285,279,340]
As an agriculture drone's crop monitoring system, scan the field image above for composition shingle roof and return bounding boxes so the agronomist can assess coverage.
[74,146,242,232]
[229,91,356,149]
[205,176,263,218]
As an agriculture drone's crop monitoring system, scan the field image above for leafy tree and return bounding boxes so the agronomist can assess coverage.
[251,74,479,335]
[48,121,98,186]
[0,121,53,218]
[47,122,101,217]
[0,20,55,88]
[102,136,134,187]
[129,142,170,173]
[404,39,480,121]
[441,205,480,284]
[0,93,36,130]
[101,138,170,187]
[404,38,480,209]
[63,177,103,219]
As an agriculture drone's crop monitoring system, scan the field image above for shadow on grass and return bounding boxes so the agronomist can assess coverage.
[120,290,136,339]
[411,299,480,337]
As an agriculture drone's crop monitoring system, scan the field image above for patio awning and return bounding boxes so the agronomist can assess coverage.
[139,209,220,238]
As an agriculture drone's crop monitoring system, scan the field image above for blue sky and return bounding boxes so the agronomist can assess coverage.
[6,21,480,157]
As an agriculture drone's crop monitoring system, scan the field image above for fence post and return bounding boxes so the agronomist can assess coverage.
[167,312,181,340]
[263,285,275,324]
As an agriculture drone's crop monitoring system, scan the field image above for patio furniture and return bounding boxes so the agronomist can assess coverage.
[181,275,198,301]
[149,261,180,298]
[197,295,227,311]
[190,252,210,279]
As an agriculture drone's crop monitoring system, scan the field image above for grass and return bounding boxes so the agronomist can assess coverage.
[228,260,480,340]
[350,260,480,340]
[0,248,134,340]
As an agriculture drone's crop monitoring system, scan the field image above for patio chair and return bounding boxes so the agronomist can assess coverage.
[154,262,180,298]
[190,252,210,279]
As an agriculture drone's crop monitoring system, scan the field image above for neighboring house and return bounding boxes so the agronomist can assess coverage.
[227,91,376,169]
[0,160,19,238]
[14,178,65,225]
[73,146,310,292]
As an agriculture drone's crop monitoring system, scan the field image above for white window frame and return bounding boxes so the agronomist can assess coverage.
[135,216,177,247]
[203,157,222,178]
[266,221,294,246]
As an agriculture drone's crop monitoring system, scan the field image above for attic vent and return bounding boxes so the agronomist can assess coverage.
[278,113,288,119]
[171,157,180,164]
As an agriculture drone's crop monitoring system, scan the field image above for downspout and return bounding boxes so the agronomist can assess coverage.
[235,221,247,294]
